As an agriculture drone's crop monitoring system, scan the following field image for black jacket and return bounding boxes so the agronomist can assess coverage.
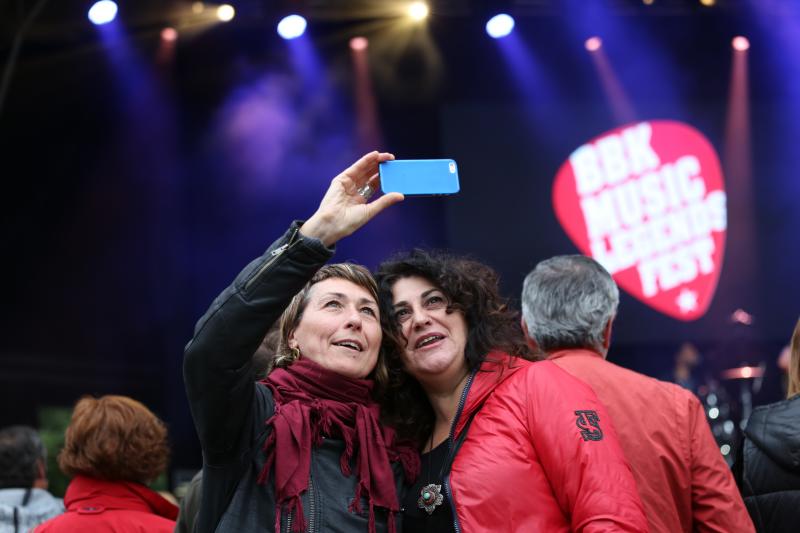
[735,395,800,533]
[183,222,403,532]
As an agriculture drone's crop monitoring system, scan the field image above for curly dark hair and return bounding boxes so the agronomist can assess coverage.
[375,249,532,444]
[58,395,169,484]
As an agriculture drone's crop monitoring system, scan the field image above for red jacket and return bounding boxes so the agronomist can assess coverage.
[448,353,648,532]
[35,475,178,533]
[550,349,754,533]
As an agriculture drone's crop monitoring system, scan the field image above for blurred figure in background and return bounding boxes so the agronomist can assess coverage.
[672,342,701,392]
[521,255,753,533]
[175,324,281,533]
[735,317,800,533]
[174,471,202,533]
[777,343,791,395]
[35,395,178,532]
[0,426,63,532]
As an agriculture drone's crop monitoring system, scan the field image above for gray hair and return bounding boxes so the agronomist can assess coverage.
[0,425,46,489]
[521,255,619,355]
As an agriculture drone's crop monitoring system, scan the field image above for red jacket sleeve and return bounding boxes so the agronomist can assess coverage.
[686,393,755,533]
[526,362,649,532]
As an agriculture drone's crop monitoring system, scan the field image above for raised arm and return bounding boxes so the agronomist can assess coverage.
[300,151,403,246]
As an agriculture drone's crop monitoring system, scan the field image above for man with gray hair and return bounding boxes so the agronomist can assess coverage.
[521,255,753,533]
[0,425,63,532]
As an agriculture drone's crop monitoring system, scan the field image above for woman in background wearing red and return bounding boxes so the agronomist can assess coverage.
[36,395,178,532]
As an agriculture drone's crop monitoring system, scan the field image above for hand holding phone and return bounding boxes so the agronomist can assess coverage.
[379,159,460,196]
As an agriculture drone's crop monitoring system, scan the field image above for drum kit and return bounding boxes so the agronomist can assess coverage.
[721,365,765,381]
[695,362,766,465]
[695,309,770,464]
[701,362,766,464]
[720,363,766,426]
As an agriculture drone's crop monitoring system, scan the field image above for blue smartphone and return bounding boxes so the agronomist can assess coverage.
[379,159,460,196]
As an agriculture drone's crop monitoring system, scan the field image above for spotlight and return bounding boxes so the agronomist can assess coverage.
[732,36,750,51]
[277,14,307,40]
[161,27,178,42]
[486,14,515,39]
[407,2,429,21]
[700,0,715,5]
[88,0,118,25]
[191,2,205,14]
[731,308,753,324]
[585,36,602,52]
[642,0,654,4]
[217,4,235,22]
[350,37,368,51]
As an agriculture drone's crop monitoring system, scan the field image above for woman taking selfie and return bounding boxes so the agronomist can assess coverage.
[183,152,418,533]
[376,250,648,532]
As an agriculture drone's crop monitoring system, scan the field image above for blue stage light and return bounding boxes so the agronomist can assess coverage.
[486,14,514,39]
[277,15,307,40]
[88,1,118,26]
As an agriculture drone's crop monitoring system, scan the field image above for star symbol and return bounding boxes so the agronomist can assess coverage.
[676,289,698,314]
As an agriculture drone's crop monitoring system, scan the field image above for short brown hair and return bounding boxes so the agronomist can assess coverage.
[272,263,389,394]
[788,317,800,399]
[58,395,169,484]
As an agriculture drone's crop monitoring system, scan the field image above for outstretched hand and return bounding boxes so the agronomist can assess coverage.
[300,151,405,246]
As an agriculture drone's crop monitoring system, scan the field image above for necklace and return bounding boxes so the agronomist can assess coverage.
[415,374,482,518]
[417,432,444,515]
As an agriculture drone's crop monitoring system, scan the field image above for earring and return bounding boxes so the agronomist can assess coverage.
[289,346,300,361]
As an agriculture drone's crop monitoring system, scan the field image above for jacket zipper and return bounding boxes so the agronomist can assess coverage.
[283,470,316,533]
[308,474,316,532]
[443,370,476,533]
[244,227,300,292]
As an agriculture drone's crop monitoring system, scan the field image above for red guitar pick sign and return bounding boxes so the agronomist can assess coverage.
[553,121,726,321]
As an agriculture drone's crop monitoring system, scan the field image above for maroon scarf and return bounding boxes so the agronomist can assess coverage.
[257,359,419,533]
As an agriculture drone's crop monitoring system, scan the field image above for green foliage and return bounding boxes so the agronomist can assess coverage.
[38,406,72,498]
[149,471,168,492]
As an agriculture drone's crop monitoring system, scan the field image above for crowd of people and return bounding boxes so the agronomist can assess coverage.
[2,152,798,532]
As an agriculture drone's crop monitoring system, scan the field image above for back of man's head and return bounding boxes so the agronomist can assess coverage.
[521,255,619,356]
[0,425,46,489]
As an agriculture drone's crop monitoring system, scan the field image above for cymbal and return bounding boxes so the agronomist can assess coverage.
[721,366,765,379]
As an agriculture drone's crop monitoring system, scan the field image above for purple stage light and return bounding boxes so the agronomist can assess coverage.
[88,1,118,26]
[585,36,602,52]
[732,36,750,51]
[486,14,515,39]
[277,15,307,40]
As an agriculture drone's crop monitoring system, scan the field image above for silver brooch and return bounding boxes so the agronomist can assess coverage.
[417,483,444,515]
